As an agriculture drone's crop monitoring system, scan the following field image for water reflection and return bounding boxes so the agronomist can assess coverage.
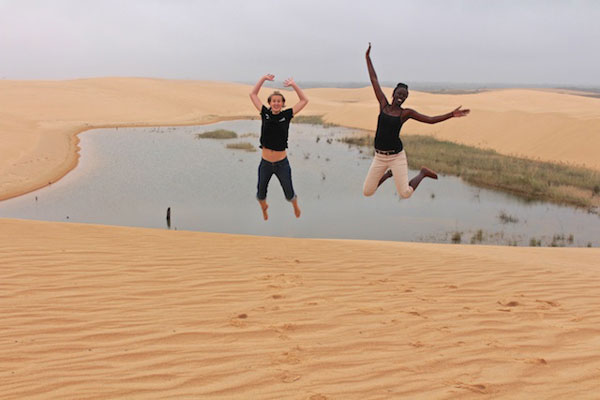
[0,120,598,247]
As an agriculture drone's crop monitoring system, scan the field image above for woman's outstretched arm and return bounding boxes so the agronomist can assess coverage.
[405,106,470,124]
[284,78,309,115]
[366,43,388,110]
[249,74,275,111]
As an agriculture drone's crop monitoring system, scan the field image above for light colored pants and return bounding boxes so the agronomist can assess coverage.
[363,151,414,198]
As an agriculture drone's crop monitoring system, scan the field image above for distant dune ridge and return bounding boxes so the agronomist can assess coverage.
[1,78,600,201]
[1,79,600,398]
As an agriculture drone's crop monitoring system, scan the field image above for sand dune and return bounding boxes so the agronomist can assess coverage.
[1,78,600,201]
[1,79,600,398]
[1,218,599,399]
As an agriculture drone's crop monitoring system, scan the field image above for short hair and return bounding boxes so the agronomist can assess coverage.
[268,91,286,105]
[395,83,409,91]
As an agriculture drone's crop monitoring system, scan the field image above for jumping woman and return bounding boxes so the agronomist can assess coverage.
[250,74,308,220]
[363,43,470,199]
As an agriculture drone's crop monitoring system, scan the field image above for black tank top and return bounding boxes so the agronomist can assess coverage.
[374,111,404,152]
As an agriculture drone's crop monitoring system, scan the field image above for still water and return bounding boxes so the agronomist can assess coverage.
[1,120,598,247]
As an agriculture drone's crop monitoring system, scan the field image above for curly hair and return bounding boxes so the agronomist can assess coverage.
[394,83,408,91]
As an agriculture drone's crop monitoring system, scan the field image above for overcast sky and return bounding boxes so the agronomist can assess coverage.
[1,0,599,86]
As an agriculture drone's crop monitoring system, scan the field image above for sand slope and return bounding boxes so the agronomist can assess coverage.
[1,78,600,201]
[1,218,599,399]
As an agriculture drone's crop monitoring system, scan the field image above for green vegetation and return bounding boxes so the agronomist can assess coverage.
[451,232,462,244]
[550,234,575,247]
[529,237,542,247]
[470,229,484,244]
[339,133,600,212]
[195,129,237,139]
[338,135,373,147]
[498,211,519,224]
[292,115,339,127]
[225,142,256,152]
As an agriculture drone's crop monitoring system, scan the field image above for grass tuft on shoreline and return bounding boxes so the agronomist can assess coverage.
[340,133,600,212]
[226,142,256,152]
[293,115,338,127]
[196,129,237,139]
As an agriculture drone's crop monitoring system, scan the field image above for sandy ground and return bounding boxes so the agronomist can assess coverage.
[1,79,600,398]
[1,218,599,399]
[1,78,600,201]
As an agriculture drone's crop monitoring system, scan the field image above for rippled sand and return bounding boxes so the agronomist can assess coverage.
[1,219,599,399]
[1,79,600,398]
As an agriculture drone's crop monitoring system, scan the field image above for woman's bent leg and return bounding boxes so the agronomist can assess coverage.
[408,167,438,192]
[363,154,390,196]
[388,151,438,198]
[389,151,414,199]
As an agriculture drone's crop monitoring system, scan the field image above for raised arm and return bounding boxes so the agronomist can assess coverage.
[249,74,275,111]
[283,78,309,115]
[366,43,388,110]
[405,106,470,124]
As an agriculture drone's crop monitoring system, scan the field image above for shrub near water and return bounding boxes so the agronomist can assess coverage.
[338,135,373,147]
[226,142,256,152]
[293,115,338,127]
[195,129,237,139]
[339,133,600,211]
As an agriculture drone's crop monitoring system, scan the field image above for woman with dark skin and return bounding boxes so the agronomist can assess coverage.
[363,43,470,199]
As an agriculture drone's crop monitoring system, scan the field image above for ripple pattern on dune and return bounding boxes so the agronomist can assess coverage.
[1,219,600,399]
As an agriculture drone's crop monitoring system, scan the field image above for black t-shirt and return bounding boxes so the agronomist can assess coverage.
[374,111,404,152]
[260,106,294,151]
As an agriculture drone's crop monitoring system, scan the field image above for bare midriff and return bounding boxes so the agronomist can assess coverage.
[261,148,287,162]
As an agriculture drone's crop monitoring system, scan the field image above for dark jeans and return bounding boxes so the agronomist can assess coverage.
[257,157,296,201]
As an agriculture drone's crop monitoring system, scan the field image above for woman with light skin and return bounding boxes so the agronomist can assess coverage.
[249,74,308,220]
[363,43,470,199]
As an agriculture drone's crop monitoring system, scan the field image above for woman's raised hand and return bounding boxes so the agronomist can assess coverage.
[263,74,275,81]
[452,106,471,118]
[366,42,372,57]
[283,77,295,87]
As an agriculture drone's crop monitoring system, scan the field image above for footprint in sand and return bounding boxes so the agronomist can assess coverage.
[275,345,304,365]
[265,273,304,289]
[229,313,249,327]
[535,299,560,308]
[406,310,428,319]
[358,307,385,314]
[280,370,301,383]
[523,358,548,365]
[498,300,520,307]
[454,382,489,394]
[497,300,520,311]
[308,395,328,400]
[269,323,297,340]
